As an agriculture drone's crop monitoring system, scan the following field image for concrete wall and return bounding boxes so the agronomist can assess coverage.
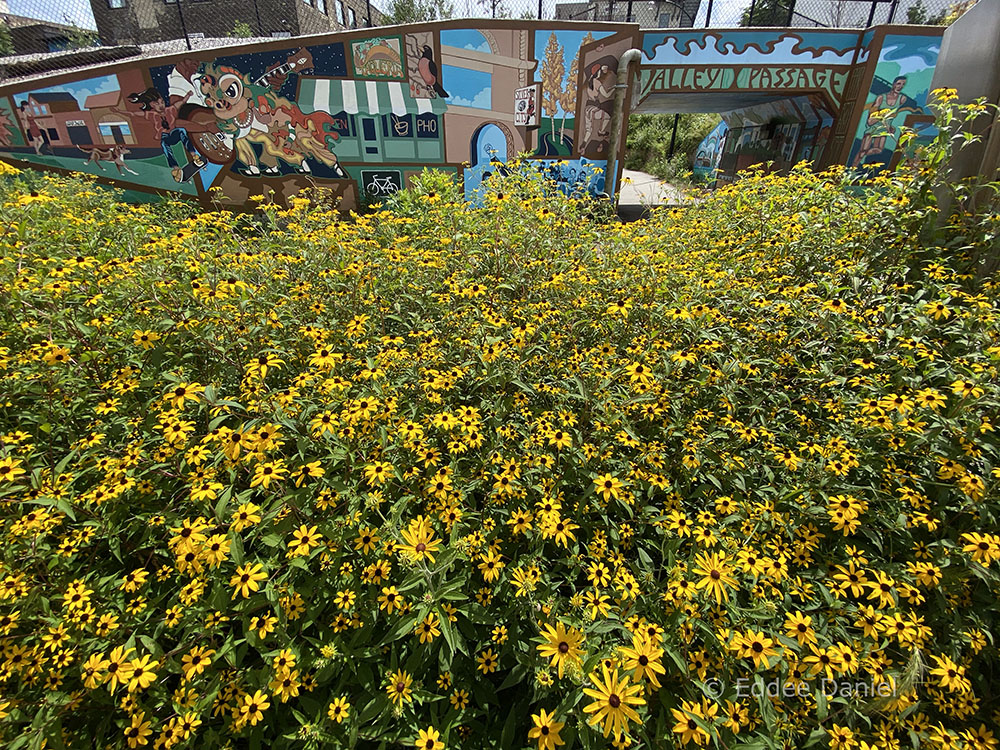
[929,0,1000,182]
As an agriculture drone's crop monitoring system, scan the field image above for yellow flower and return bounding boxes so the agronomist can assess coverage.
[231,502,262,532]
[238,690,271,726]
[386,668,413,708]
[477,648,499,674]
[0,457,26,484]
[594,473,623,501]
[250,460,287,488]
[582,664,646,737]
[230,563,267,598]
[288,525,323,557]
[123,711,153,748]
[180,646,215,681]
[132,330,161,350]
[414,726,445,750]
[328,696,350,723]
[670,699,716,746]
[127,654,158,692]
[619,634,665,689]
[399,516,441,562]
[415,613,441,644]
[528,708,565,750]
[536,622,585,679]
[692,551,737,603]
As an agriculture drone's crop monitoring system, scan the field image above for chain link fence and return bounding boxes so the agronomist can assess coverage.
[0,0,970,82]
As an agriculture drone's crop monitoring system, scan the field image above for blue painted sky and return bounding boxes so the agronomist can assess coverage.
[440,29,492,53]
[442,64,491,108]
[19,74,119,108]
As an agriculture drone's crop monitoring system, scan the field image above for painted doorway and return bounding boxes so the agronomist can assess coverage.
[471,123,507,167]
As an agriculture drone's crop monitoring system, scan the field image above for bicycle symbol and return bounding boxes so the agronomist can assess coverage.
[367,175,399,196]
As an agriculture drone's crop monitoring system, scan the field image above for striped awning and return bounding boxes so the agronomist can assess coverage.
[301,79,448,117]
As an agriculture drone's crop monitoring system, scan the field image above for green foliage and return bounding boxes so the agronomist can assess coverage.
[0,23,14,57]
[386,0,454,24]
[61,21,100,50]
[905,0,974,25]
[739,0,791,26]
[0,98,996,750]
[624,113,718,183]
[228,21,255,39]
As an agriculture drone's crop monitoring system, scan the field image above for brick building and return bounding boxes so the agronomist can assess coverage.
[89,0,383,47]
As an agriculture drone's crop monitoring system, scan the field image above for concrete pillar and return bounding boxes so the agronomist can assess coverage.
[929,0,1000,182]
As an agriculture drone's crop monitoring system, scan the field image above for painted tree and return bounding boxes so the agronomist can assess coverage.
[558,31,592,144]
[539,33,565,142]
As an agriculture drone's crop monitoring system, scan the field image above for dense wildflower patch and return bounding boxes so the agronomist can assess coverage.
[0,98,999,750]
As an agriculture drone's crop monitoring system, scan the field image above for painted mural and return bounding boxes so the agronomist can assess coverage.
[692,119,727,181]
[0,21,947,209]
[847,32,941,171]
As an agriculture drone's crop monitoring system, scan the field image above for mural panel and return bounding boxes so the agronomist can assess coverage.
[0,21,948,209]
[351,36,405,80]
[693,120,727,181]
[848,32,941,171]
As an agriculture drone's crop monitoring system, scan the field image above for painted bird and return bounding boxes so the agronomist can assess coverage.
[418,45,448,98]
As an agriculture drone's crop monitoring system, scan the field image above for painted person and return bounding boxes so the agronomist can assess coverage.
[852,75,921,167]
[18,102,49,155]
[582,63,615,154]
[115,88,204,181]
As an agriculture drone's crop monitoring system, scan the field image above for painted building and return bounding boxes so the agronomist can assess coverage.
[0,20,949,210]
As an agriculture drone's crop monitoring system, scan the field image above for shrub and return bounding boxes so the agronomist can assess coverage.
[0,98,998,750]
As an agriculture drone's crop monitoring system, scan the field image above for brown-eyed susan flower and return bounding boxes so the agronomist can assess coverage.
[238,690,270,726]
[288,525,322,557]
[528,709,565,750]
[230,502,262,532]
[0,457,26,484]
[328,696,350,723]
[692,551,737,603]
[414,727,444,750]
[386,668,413,708]
[123,711,153,748]
[537,622,585,678]
[670,700,716,747]
[582,664,645,738]
[477,648,499,674]
[399,516,441,562]
[619,633,666,688]
[230,563,267,598]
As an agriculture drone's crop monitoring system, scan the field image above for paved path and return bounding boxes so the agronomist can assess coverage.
[618,168,688,206]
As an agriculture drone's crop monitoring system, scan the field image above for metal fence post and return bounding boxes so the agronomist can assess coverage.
[747,0,757,24]
[865,0,878,26]
[705,0,714,26]
[607,0,615,20]
[175,0,192,51]
[251,0,264,35]
[668,113,679,158]
[538,0,543,19]
[626,0,633,21]
[887,0,899,22]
